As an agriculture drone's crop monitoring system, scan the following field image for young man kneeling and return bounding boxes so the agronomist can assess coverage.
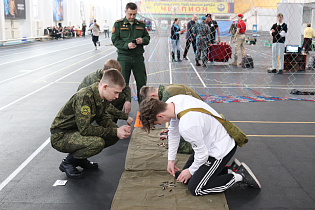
[139,95,261,196]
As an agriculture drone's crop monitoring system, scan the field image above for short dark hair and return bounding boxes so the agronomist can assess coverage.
[126,2,137,10]
[206,14,212,18]
[139,98,167,133]
[103,59,122,72]
[100,68,126,89]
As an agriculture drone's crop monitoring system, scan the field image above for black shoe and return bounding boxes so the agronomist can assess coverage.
[267,69,277,73]
[236,162,261,189]
[59,159,82,178]
[230,158,241,171]
[277,70,283,74]
[75,158,98,170]
[196,60,201,66]
[177,59,182,62]
[183,57,188,60]
[171,52,176,62]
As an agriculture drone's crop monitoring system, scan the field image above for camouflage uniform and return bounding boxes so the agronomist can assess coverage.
[158,84,204,154]
[50,83,119,159]
[77,68,131,122]
[193,22,211,65]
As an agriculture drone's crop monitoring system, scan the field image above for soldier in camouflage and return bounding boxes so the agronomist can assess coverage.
[78,59,133,125]
[192,16,211,67]
[50,69,131,178]
[139,84,204,154]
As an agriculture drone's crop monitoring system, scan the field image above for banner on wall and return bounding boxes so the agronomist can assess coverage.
[138,2,234,14]
[4,0,26,19]
[53,0,64,21]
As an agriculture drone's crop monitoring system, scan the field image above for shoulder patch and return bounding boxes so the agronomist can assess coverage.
[115,19,123,22]
[81,105,91,115]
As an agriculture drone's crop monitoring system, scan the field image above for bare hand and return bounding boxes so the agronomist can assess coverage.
[136,38,143,44]
[117,125,131,139]
[233,38,236,43]
[218,37,221,42]
[167,160,180,176]
[128,42,137,49]
[177,169,192,183]
[122,101,131,114]
[271,29,275,33]
[126,116,134,126]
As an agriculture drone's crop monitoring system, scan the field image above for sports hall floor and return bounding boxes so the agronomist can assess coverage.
[0,31,314,210]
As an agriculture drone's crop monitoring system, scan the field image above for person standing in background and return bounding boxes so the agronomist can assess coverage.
[267,13,287,74]
[206,14,220,44]
[82,21,87,38]
[170,18,184,62]
[229,21,237,42]
[231,14,246,66]
[183,14,197,60]
[89,19,101,50]
[302,23,315,54]
[104,20,110,38]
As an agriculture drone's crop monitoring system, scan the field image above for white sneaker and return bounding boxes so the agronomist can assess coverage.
[95,46,97,50]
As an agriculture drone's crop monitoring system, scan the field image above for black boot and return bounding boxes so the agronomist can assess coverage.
[171,52,176,62]
[75,158,98,170]
[196,60,201,66]
[177,50,182,62]
[59,154,82,178]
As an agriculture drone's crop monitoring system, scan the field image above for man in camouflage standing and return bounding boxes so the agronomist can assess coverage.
[193,16,211,67]
[111,2,150,102]
[50,69,131,178]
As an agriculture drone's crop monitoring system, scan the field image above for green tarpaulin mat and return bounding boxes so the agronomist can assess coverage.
[111,128,229,210]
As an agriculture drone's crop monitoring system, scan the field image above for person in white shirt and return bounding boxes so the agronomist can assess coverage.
[139,95,261,196]
[89,19,101,50]
[103,20,109,38]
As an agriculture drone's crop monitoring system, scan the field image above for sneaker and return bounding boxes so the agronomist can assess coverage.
[59,159,82,178]
[230,158,241,171]
[277,69,283,74]
[183,57,188,60]
[95,46,97,50]
[267,69,277,73]
[196,61,201,66]
[75,158,98,170]
[236,162,261,189]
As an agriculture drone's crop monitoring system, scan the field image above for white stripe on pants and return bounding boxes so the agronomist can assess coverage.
[272,43,285,70]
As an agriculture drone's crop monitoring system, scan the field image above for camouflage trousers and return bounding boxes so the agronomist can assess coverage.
[195,37,208,63]
[178,136,193,154]
[51,131,118,159]
[234,34,246,62]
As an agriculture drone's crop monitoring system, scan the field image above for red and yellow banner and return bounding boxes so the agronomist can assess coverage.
[139,2,233,14]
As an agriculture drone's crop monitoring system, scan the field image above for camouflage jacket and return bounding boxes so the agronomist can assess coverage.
[77,69,131,120]
[50,83,117,139]
[158,84,203,102]
[111,17,150,56]
[192,22,211,41]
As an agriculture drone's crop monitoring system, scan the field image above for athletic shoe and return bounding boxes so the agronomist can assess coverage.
[230,158,241,171]
[236,162,261,189]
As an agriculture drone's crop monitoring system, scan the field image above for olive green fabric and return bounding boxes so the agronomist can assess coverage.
[111,170,228,210]
[112,127,228,210]
[158,84,203,102]
[125,128,189,171]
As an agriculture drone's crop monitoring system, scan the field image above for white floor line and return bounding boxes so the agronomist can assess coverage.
[148,39,160,62]
[190,63,206,87]
[0,47,114,85]
[0,138,50,191]
[0,50,116,111]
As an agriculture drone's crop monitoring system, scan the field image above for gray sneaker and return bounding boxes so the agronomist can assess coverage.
[237,162,261,189]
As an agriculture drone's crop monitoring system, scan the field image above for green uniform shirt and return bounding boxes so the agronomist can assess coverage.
[158,84,203,102]
[77,69,131,120]
[50,83,117,139]
[111,17,150,56]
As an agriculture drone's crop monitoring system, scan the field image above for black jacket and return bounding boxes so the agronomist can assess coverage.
[271,23,288,43]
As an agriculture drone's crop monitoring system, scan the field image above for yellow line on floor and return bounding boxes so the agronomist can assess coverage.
[231,121,315,123]
[247,135,315,137]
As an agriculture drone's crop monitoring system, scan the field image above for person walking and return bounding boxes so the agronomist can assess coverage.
[89,19,101,50]
[302,23,315,54]
[170,18,184,62]
[231,14,246,66]
[183,15,197,60]
[111,2,150,102]
[267,13,288,74]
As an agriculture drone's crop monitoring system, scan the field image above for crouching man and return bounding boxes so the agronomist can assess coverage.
[50,69,131,178]
[139,95,261,196]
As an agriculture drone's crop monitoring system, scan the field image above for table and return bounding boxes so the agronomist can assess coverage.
[284,53,306,71]
[208,44,232,62]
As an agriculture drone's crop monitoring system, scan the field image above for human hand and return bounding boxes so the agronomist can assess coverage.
[218,37,221,42]
[117,125,131,139]
[128,42,137,49]
[122,101,131,114]
[136,38,143,44]
[167,160,180,176]
[177,169,192,183]
[233,38,236,43]
[271,29,275,33]
[159,129,169,140]
[126,116,134,126]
